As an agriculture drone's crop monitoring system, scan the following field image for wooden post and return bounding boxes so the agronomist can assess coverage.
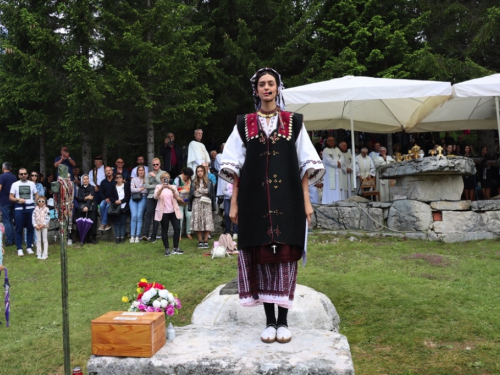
[52,164,71,375]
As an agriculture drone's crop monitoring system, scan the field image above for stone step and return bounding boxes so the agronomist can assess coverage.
[87,325,355,375]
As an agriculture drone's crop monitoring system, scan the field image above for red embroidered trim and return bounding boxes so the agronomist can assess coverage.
[245,113,259,140]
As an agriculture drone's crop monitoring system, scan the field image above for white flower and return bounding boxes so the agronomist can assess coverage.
[160,299,168,308]
[158,290,169,299]
[149,288,157,296]
[152,300,161,308]
[132,301,140,307]
[168,293,174,303]
[142,293,151,303]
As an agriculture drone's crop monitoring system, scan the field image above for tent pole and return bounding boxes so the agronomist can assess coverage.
[496,97,500,141]
[349,101,356,189]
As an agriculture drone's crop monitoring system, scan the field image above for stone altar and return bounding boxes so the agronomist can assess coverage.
[87,283,354,375]
[378,156,476,202]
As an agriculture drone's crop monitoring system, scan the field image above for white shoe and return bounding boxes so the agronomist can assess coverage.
[232,233,238,240]
[261,326,277,343]
[41,254,48,260]
[26,248,34,255]
[276,326,292,343]
[134,237,140,243]
[129,237,135,243]
[18,249,24,257]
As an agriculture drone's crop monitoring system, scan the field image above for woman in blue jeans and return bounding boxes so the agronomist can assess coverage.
[109,173,130,243]
[221,179,238,238]
[129,166,148,243]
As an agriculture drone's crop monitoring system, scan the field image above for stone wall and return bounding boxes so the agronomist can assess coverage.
[314,196,500,243]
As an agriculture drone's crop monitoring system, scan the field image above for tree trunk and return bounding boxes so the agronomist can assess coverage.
[146,0,154,168]
[82,130,92,173]
[39,132,46,176]
[147,107,154,168]
[102,136,108,166]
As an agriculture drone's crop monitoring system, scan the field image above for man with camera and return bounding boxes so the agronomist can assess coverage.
[160,133,184,180]
[54,146,76,178]
[141,158,165,242]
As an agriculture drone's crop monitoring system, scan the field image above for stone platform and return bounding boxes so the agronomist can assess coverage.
[192,284,340,332]
[87,325,354,375]
[87,283,353,374]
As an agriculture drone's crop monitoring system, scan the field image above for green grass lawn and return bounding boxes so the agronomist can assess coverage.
[1,232,499,375]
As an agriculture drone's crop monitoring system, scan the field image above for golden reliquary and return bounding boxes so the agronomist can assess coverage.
[410,145,421,159]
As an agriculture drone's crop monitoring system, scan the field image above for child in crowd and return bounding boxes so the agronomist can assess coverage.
[32,196,50,259]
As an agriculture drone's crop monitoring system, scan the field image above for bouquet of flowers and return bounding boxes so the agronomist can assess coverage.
[122,278,181,317]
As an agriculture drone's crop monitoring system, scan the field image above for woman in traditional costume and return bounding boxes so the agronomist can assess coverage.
[219,68,324,344]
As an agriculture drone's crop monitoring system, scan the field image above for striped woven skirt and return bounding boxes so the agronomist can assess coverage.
[237,247,299,309]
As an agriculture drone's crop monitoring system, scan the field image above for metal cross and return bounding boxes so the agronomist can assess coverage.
[271,244,277,254]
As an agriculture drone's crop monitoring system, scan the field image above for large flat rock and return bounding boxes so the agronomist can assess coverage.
[387,200,432,232]
[390,175,463,201]
[432,211,484,233]
[87,325,355,375]
[192,284,340,332]
[430,201,471,211]
[379,156,476,178]
[471,200,500,211]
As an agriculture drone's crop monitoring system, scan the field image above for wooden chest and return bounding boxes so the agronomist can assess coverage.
[91,311,166,357]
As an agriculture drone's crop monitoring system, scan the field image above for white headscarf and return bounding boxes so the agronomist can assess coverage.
[250,67,286,111]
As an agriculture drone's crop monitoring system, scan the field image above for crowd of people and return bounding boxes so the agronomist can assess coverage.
[0,130,230,259]
[313,132,500,203]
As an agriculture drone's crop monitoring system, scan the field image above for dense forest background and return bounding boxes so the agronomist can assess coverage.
[0,0,498,174]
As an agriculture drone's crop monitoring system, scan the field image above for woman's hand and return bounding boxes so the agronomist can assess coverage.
[115,200,122,204]
[229,200,238,224]
[304,200,313,227]
[83,206,88,212]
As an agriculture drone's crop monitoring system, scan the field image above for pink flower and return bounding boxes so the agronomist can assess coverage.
[174,298,182,309]
[138,304,146,311]
[146,306,155,312]
[166,305,175,316]
[155,308,163,313]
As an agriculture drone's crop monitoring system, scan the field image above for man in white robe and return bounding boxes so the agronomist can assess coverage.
[187,129,210,174]
[321,137,343,204]
[339,142,357,199]
[369,142,381,161]
[374,147,395,202]
[356,147,376,195]
[356,147,375,179]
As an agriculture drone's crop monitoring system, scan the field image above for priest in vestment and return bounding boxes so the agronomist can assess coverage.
[356,147,376,190]
[374,147,395,202]
[187,129,210,174]
[339,142,357,199]
[369,142,381,161]
[321,137,343,204]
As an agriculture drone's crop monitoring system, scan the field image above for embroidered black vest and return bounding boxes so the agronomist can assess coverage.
[236,111,305,249]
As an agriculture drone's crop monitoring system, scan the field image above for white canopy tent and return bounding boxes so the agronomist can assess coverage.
[282,76,452,188]
[283,76,452,133]
[409,73,500,133]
